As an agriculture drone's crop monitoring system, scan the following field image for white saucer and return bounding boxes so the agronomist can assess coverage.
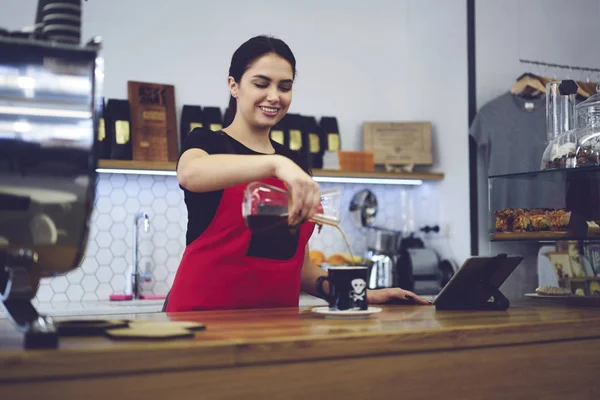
[311,306,382,319]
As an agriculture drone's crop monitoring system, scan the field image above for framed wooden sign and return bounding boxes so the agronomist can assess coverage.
[362,121,433,166]
[127,81,178,162]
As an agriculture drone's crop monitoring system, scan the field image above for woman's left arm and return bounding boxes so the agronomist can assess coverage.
[299,245,328,298]
[300,245,431,305]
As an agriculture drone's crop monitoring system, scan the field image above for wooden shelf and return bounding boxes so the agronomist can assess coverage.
[491,230,600,242]
[98,159,177,171]
[96,159,444,182]
[311,169,444,181]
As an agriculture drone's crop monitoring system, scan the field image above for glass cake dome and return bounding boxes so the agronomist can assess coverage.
[542,82,600,169]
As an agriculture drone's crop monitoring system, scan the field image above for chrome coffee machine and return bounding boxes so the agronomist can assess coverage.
[349,189,455,295]
[0,30,102,348]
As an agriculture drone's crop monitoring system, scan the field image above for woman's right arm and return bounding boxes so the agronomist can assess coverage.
[177,149,321,223]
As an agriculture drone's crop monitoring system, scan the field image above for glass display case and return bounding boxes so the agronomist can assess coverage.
[488,80,600,301]
[488,166,600,300]
[489,166,600,242]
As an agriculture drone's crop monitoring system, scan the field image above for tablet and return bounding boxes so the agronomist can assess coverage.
[433,254,523,311]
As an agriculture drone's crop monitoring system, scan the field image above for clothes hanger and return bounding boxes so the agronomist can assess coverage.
[576,79,596,99]
[510,72,547,97]
[537,75,592,99]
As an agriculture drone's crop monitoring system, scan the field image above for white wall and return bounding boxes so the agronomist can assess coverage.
[475,0,600,296]
[1,0,470,264]
[476,0,600,112]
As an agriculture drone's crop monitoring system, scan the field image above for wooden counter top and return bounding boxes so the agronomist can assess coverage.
[2,303,600,384]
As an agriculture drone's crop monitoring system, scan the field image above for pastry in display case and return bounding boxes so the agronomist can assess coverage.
[493,208,571,234]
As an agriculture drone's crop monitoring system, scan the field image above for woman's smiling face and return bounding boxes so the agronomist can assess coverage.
[229,53,294,129]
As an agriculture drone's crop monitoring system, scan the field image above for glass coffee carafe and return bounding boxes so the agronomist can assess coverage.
[242,182,342,231]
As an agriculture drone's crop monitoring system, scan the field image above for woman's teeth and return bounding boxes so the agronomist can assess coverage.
[259,106,278,113]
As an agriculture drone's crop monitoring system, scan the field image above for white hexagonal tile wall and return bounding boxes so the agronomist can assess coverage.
[125,183,140,198]
[111,257,129,274]
[66,285,84,302]
[138,176,153,189]
[96,283,113,300]
[95,249,113,266]
[50,277,69,293]
[110,206,127,222]
[110,274,126,292]
[151,231,168,248]
[166,207,181,223]
[82,292,98,302]
[152,282,169,294]
[152,198,168,215]
[96,197,112,214]
[95,266,112,283]
[138,189,153,205]
[31,173,440,304]
[166,191,181,207]
[96,214,113,231]
[111,240,128,258]
[96,179,112,196]
[166,255,181,273]
[79,257,99,275]
[166,240,182,256]
[51,293,69,303]
[153,266,168,282]
[124,197,141,214]
[81,275,99,292]
[110,223,127,240]
[153,248,168,266]
[152,181,167,197]
[109,174,126,188]
[110,188,127,205]
[166,224,181,240]
[36,285,53,302]
[95,231,112,248]
[85,238,99,256]
[139,239,154,257]
[66,268,84,285]
[153,214,168,232]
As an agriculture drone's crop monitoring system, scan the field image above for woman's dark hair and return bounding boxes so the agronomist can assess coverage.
[223,35,296,127]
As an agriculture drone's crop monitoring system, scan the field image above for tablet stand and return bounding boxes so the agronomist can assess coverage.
[435,254,513,311]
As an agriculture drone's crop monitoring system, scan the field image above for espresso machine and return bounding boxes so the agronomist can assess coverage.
[0,7,102,348]
[350,189,455,295]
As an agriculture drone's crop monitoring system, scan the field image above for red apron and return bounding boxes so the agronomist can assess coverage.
[165,177,315,312]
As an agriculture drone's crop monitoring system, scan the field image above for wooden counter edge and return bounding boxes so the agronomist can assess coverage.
[2,317,600,383]
[96,160,444,181]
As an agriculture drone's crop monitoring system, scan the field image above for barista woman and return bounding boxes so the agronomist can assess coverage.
[164,35,429,312]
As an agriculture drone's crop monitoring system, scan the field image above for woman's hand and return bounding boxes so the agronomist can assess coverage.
[367,288,432,305]
[272,155,320,225]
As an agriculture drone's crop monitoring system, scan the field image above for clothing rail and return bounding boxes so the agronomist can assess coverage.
[519,59,600,74]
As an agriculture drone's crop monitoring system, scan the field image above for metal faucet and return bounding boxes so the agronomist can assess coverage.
[131,211,151,299]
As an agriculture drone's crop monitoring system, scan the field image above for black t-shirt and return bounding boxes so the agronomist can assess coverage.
[179,127,310,248]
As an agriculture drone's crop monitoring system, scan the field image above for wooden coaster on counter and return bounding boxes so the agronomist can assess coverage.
[104,320,206,341]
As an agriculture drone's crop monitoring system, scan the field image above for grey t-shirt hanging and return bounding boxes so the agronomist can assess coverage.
[470,92,564,213]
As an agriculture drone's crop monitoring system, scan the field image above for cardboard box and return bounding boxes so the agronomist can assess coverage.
[362,122,433,166]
